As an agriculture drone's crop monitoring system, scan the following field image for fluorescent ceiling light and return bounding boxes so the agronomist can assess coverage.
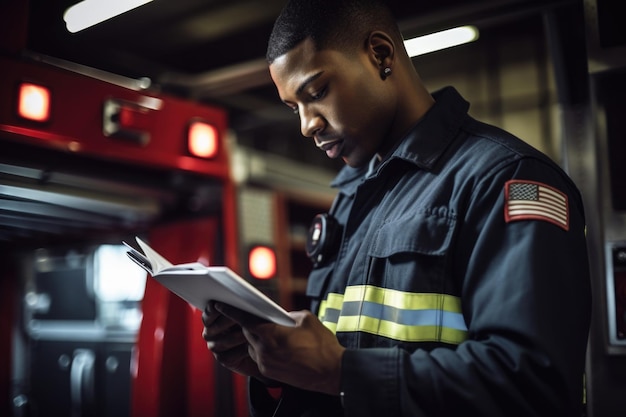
[404,25,479,57]
[64,0,153,33]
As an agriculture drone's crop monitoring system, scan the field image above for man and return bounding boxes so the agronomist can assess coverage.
[202,1,592,416]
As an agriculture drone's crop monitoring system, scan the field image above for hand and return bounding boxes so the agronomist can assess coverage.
[215,303,345,396]
[201,302,264,380]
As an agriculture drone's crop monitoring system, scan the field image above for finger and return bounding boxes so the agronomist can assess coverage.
[202,314,240,342]
[215,302,267,328]
[214,343,254,370]
[202,301,224,326]
[241,325,262,343]
[207,328,248,353]
[247,342,258,364]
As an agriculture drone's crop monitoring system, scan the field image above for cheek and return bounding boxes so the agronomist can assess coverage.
[330,86,380,136]
[326,70,393,158]
[345,91,392,145]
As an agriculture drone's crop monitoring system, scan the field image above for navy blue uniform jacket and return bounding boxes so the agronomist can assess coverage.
[250,86,592,417]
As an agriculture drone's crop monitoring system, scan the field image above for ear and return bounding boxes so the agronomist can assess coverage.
[365,31,395,76]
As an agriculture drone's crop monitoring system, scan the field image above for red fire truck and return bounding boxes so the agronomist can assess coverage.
[0,32,249,417]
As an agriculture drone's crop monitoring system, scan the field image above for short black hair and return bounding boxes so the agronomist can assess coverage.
[266,0,401,64]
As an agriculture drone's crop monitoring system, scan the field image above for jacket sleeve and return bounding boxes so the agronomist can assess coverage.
[248,377,280,417]
[249,377,344,417]
[340,158,592,417]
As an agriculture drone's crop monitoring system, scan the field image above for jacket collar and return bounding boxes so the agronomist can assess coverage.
[331,86,470,194]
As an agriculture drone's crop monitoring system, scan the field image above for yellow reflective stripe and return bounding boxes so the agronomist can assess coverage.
[342,285,463,312]
[318,285,468,345]
[335,316,467,344]
[320,286,463,316]
[324,292,345,311]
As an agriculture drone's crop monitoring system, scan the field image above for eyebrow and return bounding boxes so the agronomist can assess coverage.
[295,71,324,96]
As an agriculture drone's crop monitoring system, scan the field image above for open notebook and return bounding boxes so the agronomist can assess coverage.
[123,237,295,327]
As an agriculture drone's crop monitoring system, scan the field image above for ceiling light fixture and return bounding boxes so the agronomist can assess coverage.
[63,0,153,33]
[404,25,479,57]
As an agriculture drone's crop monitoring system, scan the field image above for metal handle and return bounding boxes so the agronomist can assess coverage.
[70,349,95,417]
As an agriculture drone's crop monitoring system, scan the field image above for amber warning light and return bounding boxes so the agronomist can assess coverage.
[248,246,277,280]
[188,121,218,158]
[18,83,51,122]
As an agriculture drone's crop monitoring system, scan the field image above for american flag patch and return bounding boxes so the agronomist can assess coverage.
[504,180,569,231]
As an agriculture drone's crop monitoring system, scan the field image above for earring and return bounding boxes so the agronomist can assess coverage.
[381,67,392,79]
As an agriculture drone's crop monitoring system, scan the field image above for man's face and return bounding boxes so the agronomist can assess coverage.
[269,38,395,168]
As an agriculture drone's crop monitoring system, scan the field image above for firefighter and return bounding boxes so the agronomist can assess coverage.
[202,0,591,415]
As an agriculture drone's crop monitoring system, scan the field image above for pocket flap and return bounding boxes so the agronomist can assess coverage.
[369,210,455,257]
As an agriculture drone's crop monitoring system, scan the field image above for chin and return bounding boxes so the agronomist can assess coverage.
[342,149,376,168]
[342,157,368,168]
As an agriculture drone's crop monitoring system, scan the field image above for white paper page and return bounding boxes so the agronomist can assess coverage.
[135,237,174,273]
[154,267,295,327]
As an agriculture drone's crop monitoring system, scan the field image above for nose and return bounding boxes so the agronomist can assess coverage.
[299,106,324,138]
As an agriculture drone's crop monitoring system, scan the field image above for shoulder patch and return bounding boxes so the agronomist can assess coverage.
[504,180,569,231]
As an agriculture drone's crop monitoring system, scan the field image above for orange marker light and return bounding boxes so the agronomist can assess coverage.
[188,121,218,158]
[248,246,276,280]
[18,83,51,122]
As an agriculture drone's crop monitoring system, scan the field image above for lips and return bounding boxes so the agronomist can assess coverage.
[317,139,343,159]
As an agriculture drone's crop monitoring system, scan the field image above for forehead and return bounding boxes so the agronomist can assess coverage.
[269,38,349,100]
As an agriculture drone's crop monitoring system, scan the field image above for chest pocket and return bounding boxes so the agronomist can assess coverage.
[348,209,465,348]
[366,209,456,294]
[309,208,468,347]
